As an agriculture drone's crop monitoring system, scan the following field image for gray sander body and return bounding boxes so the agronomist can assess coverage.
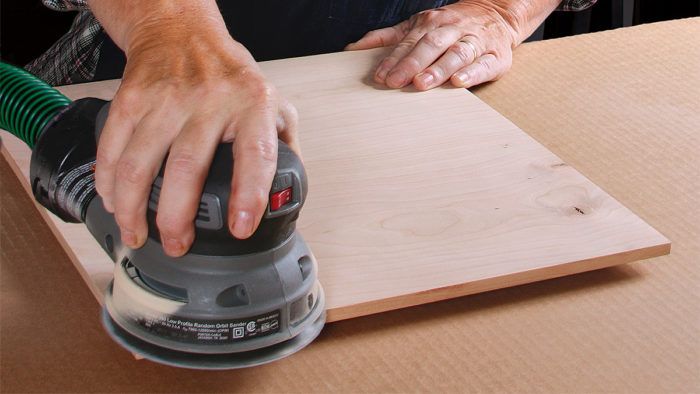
[29,98,325,369]
[95,216,326,370]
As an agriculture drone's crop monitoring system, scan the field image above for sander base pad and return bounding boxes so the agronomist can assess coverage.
[101,308,326,370]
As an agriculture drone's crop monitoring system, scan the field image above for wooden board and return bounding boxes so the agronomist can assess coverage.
[1,48,670,323]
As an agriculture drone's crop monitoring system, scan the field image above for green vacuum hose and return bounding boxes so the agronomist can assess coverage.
[0,62,72,148]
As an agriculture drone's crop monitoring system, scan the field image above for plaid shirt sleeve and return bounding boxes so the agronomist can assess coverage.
[41,0,89,11]
[557,0,597,11]
[25,0,101,86]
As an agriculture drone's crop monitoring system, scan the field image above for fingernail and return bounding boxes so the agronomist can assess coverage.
[454,72,470,87]
[386,70,408,88]
[103,199,114,213]
[232,211,254,238]
[121,230,136,247]
[164,238,184,255]
[416,72,434,88]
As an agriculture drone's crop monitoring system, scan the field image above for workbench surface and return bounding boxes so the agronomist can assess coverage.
[2,18,698,392]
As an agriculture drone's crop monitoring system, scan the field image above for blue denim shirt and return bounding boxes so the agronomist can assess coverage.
[220,0,455,61]
[84,0,455,80]
[30,0,597,84]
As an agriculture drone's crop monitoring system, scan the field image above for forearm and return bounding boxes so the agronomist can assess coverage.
[86,0,243,58]
[458,0,561,46]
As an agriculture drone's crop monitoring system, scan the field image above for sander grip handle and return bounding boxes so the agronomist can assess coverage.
[93,101,308,255]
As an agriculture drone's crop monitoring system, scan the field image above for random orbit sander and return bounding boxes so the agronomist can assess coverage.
[0,62,326,369]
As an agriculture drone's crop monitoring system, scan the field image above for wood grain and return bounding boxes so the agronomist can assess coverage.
[0,48,670,323]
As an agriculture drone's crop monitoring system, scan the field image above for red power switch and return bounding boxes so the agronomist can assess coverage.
[270,187,293,211]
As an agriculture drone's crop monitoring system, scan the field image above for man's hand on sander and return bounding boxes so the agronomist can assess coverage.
[346,0,560,90]
[90,0,299,257]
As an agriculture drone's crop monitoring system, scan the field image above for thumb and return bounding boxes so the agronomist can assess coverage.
[345,23,406,51]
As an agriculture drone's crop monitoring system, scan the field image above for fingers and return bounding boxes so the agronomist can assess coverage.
[156,116,222,257]
[450,53,511,88]
[383,26,464,89]
[112,114,175,249]
[414,37,481,90]
[94,100,137,213]
[229,107,279,240]
[276,99,301,158]
[370,4,517,90]
[374,28,427,86]
[97,89,291,254]
[345,23,407,51]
